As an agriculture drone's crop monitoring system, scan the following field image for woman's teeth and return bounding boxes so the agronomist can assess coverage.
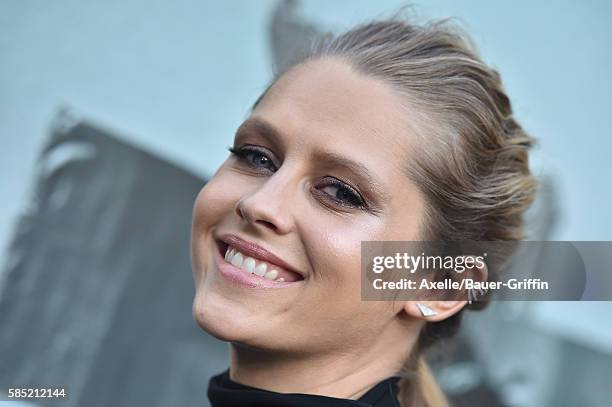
[224,246,285,282]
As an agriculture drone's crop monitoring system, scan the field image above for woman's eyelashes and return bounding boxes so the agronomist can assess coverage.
[228,145,278,173]
[227,145,369,211]
[313,178,367,210]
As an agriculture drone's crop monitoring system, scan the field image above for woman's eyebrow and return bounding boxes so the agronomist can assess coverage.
[235,117,285,150]
[311,149,390,203]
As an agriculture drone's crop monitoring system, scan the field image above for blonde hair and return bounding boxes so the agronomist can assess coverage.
[398,357,449,407]
[257,17,537,407]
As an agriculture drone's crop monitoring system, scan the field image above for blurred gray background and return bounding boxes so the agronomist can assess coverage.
[1,1,611,406]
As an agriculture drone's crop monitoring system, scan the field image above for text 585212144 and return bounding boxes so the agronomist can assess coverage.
[6,387,67,400]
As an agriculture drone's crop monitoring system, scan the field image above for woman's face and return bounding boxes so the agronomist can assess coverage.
[192,58,426,355]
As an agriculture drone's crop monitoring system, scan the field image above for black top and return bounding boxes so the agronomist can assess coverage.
[208,369,401,407]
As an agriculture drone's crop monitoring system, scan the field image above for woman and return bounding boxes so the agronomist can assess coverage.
[191,17,536,407]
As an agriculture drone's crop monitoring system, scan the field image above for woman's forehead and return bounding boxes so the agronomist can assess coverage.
[251,58,419,167]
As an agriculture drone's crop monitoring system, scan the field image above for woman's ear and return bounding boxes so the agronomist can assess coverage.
[403,301,466,322]
[402,254,489,321]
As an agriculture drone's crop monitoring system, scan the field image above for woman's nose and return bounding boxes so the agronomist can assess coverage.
[234,172,296,235]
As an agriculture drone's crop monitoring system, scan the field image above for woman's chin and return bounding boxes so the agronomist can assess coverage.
[192,290,265,343]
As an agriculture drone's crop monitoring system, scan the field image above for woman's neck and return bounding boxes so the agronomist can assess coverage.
[228,322,418,400]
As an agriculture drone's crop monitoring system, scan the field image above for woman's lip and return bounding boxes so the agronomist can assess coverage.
[214,243,302,288]
[217,233,305,279]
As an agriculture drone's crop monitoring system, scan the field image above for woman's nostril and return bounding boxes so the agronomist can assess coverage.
[255,219,277,231]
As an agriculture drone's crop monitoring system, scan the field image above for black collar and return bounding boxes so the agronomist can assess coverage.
[207,369,401,407]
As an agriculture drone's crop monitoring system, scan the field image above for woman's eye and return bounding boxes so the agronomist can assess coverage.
[228,146,277,172]
[318,180,367,209]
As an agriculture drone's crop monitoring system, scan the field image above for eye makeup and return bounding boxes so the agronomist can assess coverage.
[229,117,388,215]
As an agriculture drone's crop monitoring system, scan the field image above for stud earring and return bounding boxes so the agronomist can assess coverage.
[468,287,488,304]
[416,303,438,317]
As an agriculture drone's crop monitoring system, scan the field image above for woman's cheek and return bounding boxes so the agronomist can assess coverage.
[191,174,237,282]
[307,220,382,289]
[193,172,236,232]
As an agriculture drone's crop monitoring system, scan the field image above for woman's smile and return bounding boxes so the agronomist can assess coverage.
[214,233,305,288]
